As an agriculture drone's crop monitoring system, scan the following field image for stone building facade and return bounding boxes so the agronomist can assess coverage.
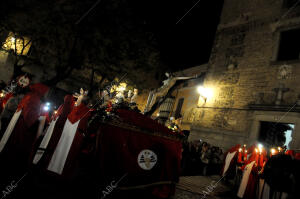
[157,0,300,150]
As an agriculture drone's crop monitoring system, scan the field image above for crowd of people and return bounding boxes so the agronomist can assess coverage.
[181,139,224,176]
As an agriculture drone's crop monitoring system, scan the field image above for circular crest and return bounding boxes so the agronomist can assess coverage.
[137,149,157,170]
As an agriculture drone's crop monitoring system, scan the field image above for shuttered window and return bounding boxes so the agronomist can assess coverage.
[175,98,184,119]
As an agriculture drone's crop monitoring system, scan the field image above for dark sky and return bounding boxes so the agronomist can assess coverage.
[133,0,224,71]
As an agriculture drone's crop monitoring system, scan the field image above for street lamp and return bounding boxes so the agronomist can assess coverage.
[197,86,213,105]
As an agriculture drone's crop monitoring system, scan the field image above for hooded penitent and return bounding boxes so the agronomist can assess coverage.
[47,101,91,177]
[0,83,49,173]
[237,146,267,199]
[32,95,75,166]
[220,144,241,178]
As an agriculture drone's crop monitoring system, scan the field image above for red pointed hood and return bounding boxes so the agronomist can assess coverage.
[228,144,241,153]
[16,83,49,127]
[67,103,90,124]
[29,83,49,97]
[247,145,256,154]
[285,150,295,157]
[295,153,300,160]
[53,95,75,121]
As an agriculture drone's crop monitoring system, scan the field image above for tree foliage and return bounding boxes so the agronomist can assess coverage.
[0,0,167,91]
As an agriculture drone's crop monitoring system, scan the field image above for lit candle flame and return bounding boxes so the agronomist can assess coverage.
[271,148,276,155]
[258,144,263,154]
[278,147,281,152]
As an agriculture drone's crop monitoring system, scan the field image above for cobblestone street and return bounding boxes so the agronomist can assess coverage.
[174,176,234,199]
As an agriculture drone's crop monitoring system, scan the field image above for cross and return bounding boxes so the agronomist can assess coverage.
[273,83,289,105]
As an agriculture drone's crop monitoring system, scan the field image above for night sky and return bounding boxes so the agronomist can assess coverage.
[133,0,224,71]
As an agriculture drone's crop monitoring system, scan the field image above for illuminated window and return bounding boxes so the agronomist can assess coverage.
[2,32,31,55]
[283,0,300,8]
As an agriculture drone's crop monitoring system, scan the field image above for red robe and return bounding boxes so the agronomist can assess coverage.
[0,83,49,172]
[0,92,13,114]
[47,102,91,178]
[33,95,75,168]
[220,144,241,177]
[237,149,267,199]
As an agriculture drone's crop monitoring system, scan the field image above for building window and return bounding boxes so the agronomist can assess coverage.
[182,81,189,87]
[283,0,300,8]
[174,98,184,119]
[277,28,300,61]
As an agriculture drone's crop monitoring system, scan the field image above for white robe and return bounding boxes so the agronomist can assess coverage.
[237,161,255,198]
[47,119,80,174]
[0,110,22,153]
[32,116,59,164]
[222,151,237,176]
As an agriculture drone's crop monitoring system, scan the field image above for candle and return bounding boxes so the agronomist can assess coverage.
[259,153,264,167]
[244,150,247,161]
[255,148,259,165]
[278,147,282,153]
[270,148,276,157]
[238,148,242,163]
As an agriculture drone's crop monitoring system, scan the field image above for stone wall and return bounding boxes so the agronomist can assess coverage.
[187,0,300,150]
[161,0,300,150]
[0,51,13,83]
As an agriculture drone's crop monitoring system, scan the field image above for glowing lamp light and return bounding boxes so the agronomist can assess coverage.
[197,86,213,103]
[255,148,258,153]
[43,102,51,112]
[245,150,247,153]
[239,148,242,152]
[0,93,4,97]
[54,110,58,115]
[156,113,160,117]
